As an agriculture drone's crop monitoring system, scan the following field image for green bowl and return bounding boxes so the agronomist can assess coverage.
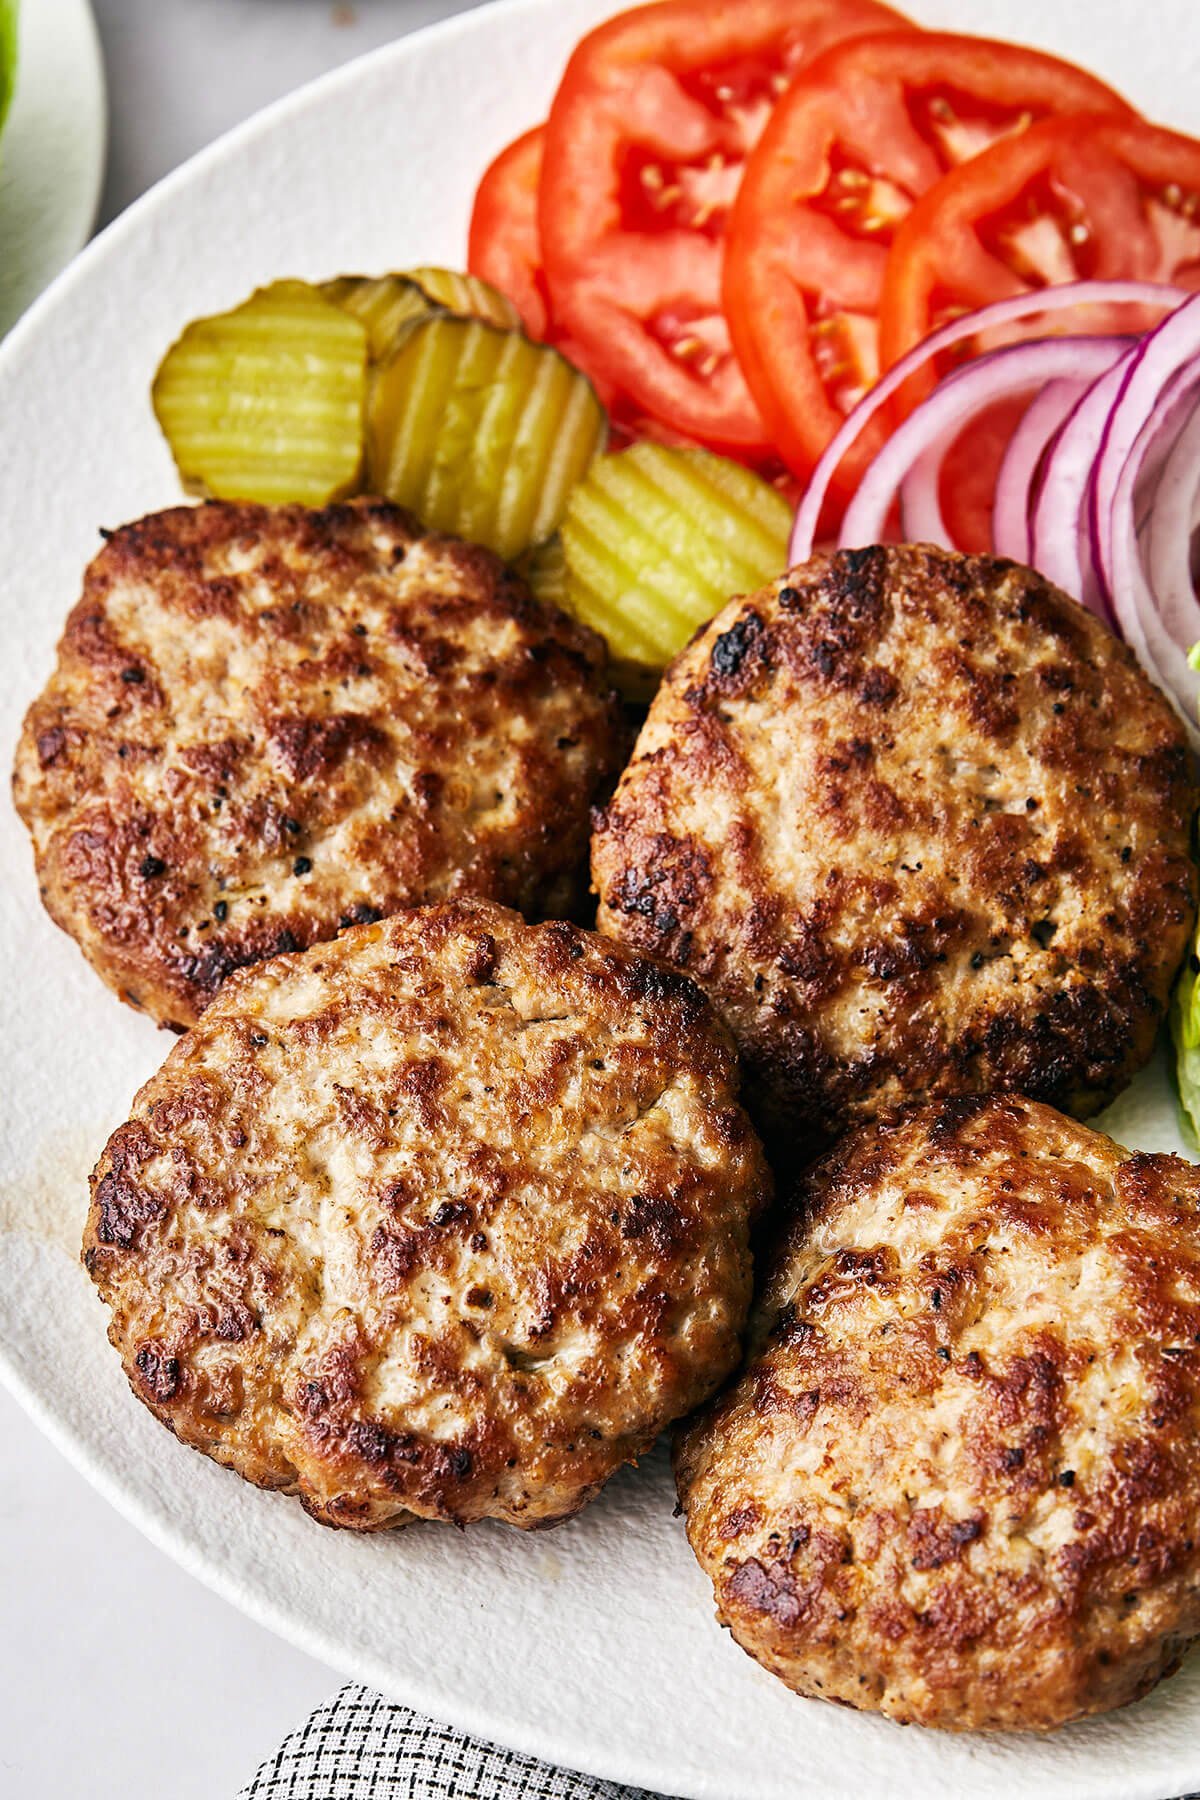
[0,0,18,158]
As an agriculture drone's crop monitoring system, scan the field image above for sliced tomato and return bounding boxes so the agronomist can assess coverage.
[468,125,553,340]
[880,113,1200,552]
[539,0,914,457]
[880,113,1200,371]
[724,31,1133,489]
[465,126,641,419]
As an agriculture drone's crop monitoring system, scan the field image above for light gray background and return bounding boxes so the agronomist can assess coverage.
[3,9,479,1797]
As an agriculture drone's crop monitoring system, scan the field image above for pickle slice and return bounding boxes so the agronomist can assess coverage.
[152,280,368,506]
[558,442,793,671]
[520,534,568,610]
[521,537,656,701]
[323,268,520,359]
[320,274,433,358]
[366,315,606,562]
[406,267,520,330]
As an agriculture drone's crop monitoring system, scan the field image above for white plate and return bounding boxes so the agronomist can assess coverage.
[0,0,105,335]
[2,4,1200,1796]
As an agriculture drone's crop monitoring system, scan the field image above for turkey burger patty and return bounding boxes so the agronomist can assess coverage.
[83,899,770,1531]
[592,544,1196,1155]
[15,498,624,1029]
[676,1094,1200,1731]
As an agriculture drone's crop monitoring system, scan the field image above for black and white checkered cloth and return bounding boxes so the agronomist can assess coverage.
[239,1685,675,1799]
[240,1683,1200,1800]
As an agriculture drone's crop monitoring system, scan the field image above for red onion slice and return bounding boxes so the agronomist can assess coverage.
[1092,294,1200,574]
[992,381,1085,562]
[899,435,954,544]
[1028,358,1133,616]
[839,337,1121,552]
[991,341,1131,563]
[1094,359,1200,602]
[1108,410,1200,748]
[1137,383,1200,652]
[790,280,1187,564]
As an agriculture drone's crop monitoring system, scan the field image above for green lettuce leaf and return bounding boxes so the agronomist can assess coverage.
[1171,926,1200,1142]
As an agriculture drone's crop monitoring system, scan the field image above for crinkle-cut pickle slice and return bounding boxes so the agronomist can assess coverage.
[521,534,568,611]
[152,280,368,506]
[321,267,519,359]
[523,536,657,704]
[366,315,606,562]
[321,273,435,359]
[558,442,793,673]
[407,266,521,329]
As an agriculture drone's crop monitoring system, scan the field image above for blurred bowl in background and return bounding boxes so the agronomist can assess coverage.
[0,0,105,336]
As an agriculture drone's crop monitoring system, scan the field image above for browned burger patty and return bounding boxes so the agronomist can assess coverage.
[14,498,625,1030]
[83,899,769,1530]
[675,1094,1200,1731]
[592,545,1196,1155]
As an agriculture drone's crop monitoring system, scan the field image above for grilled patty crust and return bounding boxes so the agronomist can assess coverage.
[83,899,769,1530]
[675,1094,1200,1731]
[15,498,624,1030]
[592,545,1196,1155]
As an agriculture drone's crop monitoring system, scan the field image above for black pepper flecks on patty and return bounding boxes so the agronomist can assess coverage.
[592,544,1197,1157]
[676,1095,1200,1731]
[14,498,626,1030]
[83,899,770,1531]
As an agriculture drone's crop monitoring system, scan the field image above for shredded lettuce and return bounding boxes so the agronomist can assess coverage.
[1172,923,1200,1142]
[0,0,17,154]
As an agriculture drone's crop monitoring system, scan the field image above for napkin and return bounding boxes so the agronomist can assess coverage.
[239,1684,677,1800]
[239,1683,1200,1800]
